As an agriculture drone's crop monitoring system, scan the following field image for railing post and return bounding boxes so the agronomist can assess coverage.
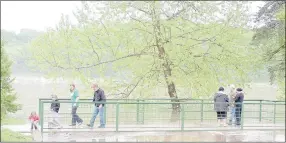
[39,101,44,140]
[200,100,204,122]
[259,100,262,122]
[241,103,244,130]
[136,99,139,124]
[180,104,185,131]
[116,103,119,132]
[142,100,145,124]
[104,104,107,125]
[38,99,41,124]
[273,101,276,125]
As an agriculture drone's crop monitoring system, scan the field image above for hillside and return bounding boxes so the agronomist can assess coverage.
[1,29,45,76]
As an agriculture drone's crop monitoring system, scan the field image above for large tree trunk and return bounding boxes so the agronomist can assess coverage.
[152,3,180,122]
[163,62,181,122]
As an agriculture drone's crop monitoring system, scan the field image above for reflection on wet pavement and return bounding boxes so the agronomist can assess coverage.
[44,130,285,142]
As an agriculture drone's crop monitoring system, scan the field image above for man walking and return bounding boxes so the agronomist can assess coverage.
[70,83,83,126]
[87,83,106,128]
[234,88,244,126]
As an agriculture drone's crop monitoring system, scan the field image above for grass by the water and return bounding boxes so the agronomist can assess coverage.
[2,116,26,125]
[1,129,33,142]
[1,117,33,142]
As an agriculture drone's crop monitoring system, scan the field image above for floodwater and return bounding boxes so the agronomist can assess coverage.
[42,130,285,142]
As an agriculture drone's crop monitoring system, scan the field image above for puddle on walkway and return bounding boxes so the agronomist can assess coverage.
[43,130,285,142]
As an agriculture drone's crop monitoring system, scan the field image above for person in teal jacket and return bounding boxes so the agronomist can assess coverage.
[70,83,83,126]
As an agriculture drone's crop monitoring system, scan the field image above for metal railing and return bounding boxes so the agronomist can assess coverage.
[39,98,285,122]
[38,98,285,138]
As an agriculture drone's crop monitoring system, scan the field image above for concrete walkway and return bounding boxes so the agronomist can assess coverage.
[2,124,285,142]
[2,123,284,132]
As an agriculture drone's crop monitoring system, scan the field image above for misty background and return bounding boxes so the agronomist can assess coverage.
[0,1,279,120]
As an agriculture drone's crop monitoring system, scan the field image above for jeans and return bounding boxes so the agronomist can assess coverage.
[89,106,105,127]
[235,104,242,125]
[50,111,61,126]
[229,107,236,124]
[72,106,83,125]
[31,121,38,130]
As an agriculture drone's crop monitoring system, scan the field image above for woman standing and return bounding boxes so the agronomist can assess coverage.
[234,88,244,126]
[214,87,229,127]
[228,84,236,125]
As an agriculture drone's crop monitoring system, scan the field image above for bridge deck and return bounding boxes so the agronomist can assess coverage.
[2,123,285,133]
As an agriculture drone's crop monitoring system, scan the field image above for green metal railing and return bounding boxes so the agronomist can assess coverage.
[38,98,285,138]
[39,99,285,124]
[39,99,285,134]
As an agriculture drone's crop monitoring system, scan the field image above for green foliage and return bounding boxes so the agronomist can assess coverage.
[1,40,21,120]
[253,2,285,100]
[1,129,33,142]
[28,2,261,98]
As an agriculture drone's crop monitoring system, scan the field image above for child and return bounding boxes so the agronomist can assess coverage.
[50,94,62,128]
[29,111,40,130]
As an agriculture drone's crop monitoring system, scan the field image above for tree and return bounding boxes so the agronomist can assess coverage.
[1,40,21,120]
[28,1,261,121]
[252,1,285,100]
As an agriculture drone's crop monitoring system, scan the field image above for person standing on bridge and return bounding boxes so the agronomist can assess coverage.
[214,87,229,127]
[228,84,236,125]
[87,83,106,128]
[70,83,83,126]
[234,88,244,126]
[49,94,62,128]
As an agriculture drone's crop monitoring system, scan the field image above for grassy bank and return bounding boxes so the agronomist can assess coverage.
[2,116,26,125]
[1,129,33,142]
[1,117,33,142]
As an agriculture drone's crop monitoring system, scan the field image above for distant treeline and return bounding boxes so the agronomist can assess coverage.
[1,29,45,75]
[1,29,44,44]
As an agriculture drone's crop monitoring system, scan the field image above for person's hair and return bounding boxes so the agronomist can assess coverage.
[229,84,235,89]
[51,94,58,99]
[218,87,224,91]
[30,111,36,116]
[92,83,99,88]
[236,88,243,92]
[70,83,75,88]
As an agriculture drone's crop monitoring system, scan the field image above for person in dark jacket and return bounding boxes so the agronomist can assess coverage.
[214,87,229,127]
[49,94,62,128]
[234,88,244,126]
[87,83,106,128]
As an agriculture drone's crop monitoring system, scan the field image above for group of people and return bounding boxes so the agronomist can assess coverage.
[29,83,106,131]
[28,83,244,131]
[213,84,244,127]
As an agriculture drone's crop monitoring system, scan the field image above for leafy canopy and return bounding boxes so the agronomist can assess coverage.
[28,1,261,98]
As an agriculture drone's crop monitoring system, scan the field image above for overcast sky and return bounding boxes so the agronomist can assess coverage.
[1,1,81,33]
[1,1,265,33]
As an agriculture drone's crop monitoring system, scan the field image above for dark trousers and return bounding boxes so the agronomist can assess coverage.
[235,104,242,125]
[31,122,38,130]
[72,106,83,125]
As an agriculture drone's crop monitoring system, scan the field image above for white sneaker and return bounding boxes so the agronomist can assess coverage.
[77,122,83,126]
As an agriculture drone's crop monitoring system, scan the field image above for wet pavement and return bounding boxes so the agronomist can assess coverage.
[2,124,285,142]
[42,130,285,142]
